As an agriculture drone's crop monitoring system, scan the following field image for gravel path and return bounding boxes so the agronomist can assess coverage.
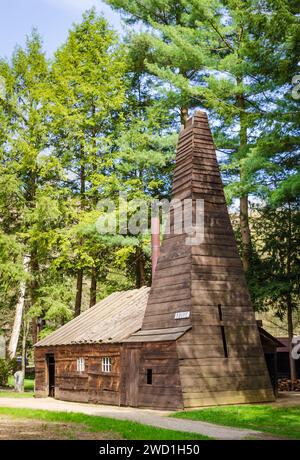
[0,397,274,440]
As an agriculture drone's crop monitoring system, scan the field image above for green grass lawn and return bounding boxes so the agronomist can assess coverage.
[0,376,34,398]
[0,407,211,440]
[0,391,34,398]
[7,376,35,391]
[174,405,300,439]
[0,377,35,397]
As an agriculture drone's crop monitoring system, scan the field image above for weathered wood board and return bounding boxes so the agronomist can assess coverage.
[138,111,275,407]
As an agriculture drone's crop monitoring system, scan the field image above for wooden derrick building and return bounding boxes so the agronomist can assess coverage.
[35,111,276,409]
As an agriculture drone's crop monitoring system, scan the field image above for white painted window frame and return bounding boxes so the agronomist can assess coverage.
[77,357,85,373]
[102,356,112,373]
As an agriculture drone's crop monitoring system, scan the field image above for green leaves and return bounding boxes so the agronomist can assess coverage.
[0,2,299,346]
[271,172,300,205]
[29,281,74,335]
[248,203,300,316]
[0,11,130,339]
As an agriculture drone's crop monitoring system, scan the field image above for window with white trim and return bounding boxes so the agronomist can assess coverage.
[102,357,112,373]
[77,357,85,373]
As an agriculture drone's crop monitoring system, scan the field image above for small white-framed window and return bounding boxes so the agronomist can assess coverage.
[102,357,112,373]
[77,357,85,373]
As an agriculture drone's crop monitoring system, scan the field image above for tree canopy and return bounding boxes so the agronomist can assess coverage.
[0,4,299,366]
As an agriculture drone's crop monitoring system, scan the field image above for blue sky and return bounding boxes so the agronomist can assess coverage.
[0,0,123,58]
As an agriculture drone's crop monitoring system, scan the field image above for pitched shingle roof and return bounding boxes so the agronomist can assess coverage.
[35,286,150,347]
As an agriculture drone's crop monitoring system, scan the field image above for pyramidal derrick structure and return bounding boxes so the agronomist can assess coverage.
[34,110,276,409]
[140,111,275,406]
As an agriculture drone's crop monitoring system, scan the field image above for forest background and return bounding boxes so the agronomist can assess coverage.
[0,1,299,376]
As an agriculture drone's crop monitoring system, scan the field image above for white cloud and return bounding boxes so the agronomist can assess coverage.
[43,0,99,12]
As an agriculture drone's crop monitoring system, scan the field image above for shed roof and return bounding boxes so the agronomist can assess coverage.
[123,325,192,342]
[35,286,151,347]
[258,327,285,348]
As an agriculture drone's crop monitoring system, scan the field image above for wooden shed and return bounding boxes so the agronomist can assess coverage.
[35,287,153,405]
[256,324,284,396]
[35,111,276,409]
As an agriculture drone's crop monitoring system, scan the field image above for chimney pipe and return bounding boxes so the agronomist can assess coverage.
[151,216,160,280]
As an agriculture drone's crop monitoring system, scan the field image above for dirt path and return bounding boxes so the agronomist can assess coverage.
[0,414,121,440]
[0,397,279,440]
[270,392,300,408]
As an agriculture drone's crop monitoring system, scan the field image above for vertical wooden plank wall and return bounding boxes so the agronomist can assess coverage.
[35,344,122,405]
[35,346,51,397]
[36,342,184,410]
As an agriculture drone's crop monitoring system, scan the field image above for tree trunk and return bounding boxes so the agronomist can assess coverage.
[287,293,297,389]
[135,247,146,288]
[74,145,86,317]
[80,150,86,210]
[89,267,97,308]
[240,195,251,272]
[89,121,99,310]
[286,202,297,389]
[180,106,188,127]
[237,89,252,272]
[8,255,29,359]
[29,249,39,344]
[20,318,29,392]
[25,168,39,344]
[75,269,83,317]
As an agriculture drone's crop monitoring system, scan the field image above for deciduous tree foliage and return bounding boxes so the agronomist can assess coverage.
[0,31,67,345]
[0,5,298,374]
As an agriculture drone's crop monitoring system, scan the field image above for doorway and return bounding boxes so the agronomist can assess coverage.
[46,354,55,397]
[121,348,140,407]
[265,352,278,396]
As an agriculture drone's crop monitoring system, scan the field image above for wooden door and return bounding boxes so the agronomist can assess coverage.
[121,348,140,407]
[46,354,55,397]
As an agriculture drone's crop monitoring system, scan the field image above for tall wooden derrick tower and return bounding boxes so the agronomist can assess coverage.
[136,110,275,407]
[35,110,276,409]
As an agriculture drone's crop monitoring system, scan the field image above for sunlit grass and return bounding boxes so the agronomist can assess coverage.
[173,405,300,439]
[0,407,211,440]
[7,377,34,391]
[0,391,34,398]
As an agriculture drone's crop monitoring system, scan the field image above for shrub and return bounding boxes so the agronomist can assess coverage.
[0,358,18,387]
[0,359,11,387]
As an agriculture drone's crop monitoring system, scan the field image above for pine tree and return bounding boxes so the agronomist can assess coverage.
[111,71,176,286]
[106,0,208,125]
[105,0,299,272]
[250,202,300,387]
[50,9,127,314]
[240,0,300,206]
